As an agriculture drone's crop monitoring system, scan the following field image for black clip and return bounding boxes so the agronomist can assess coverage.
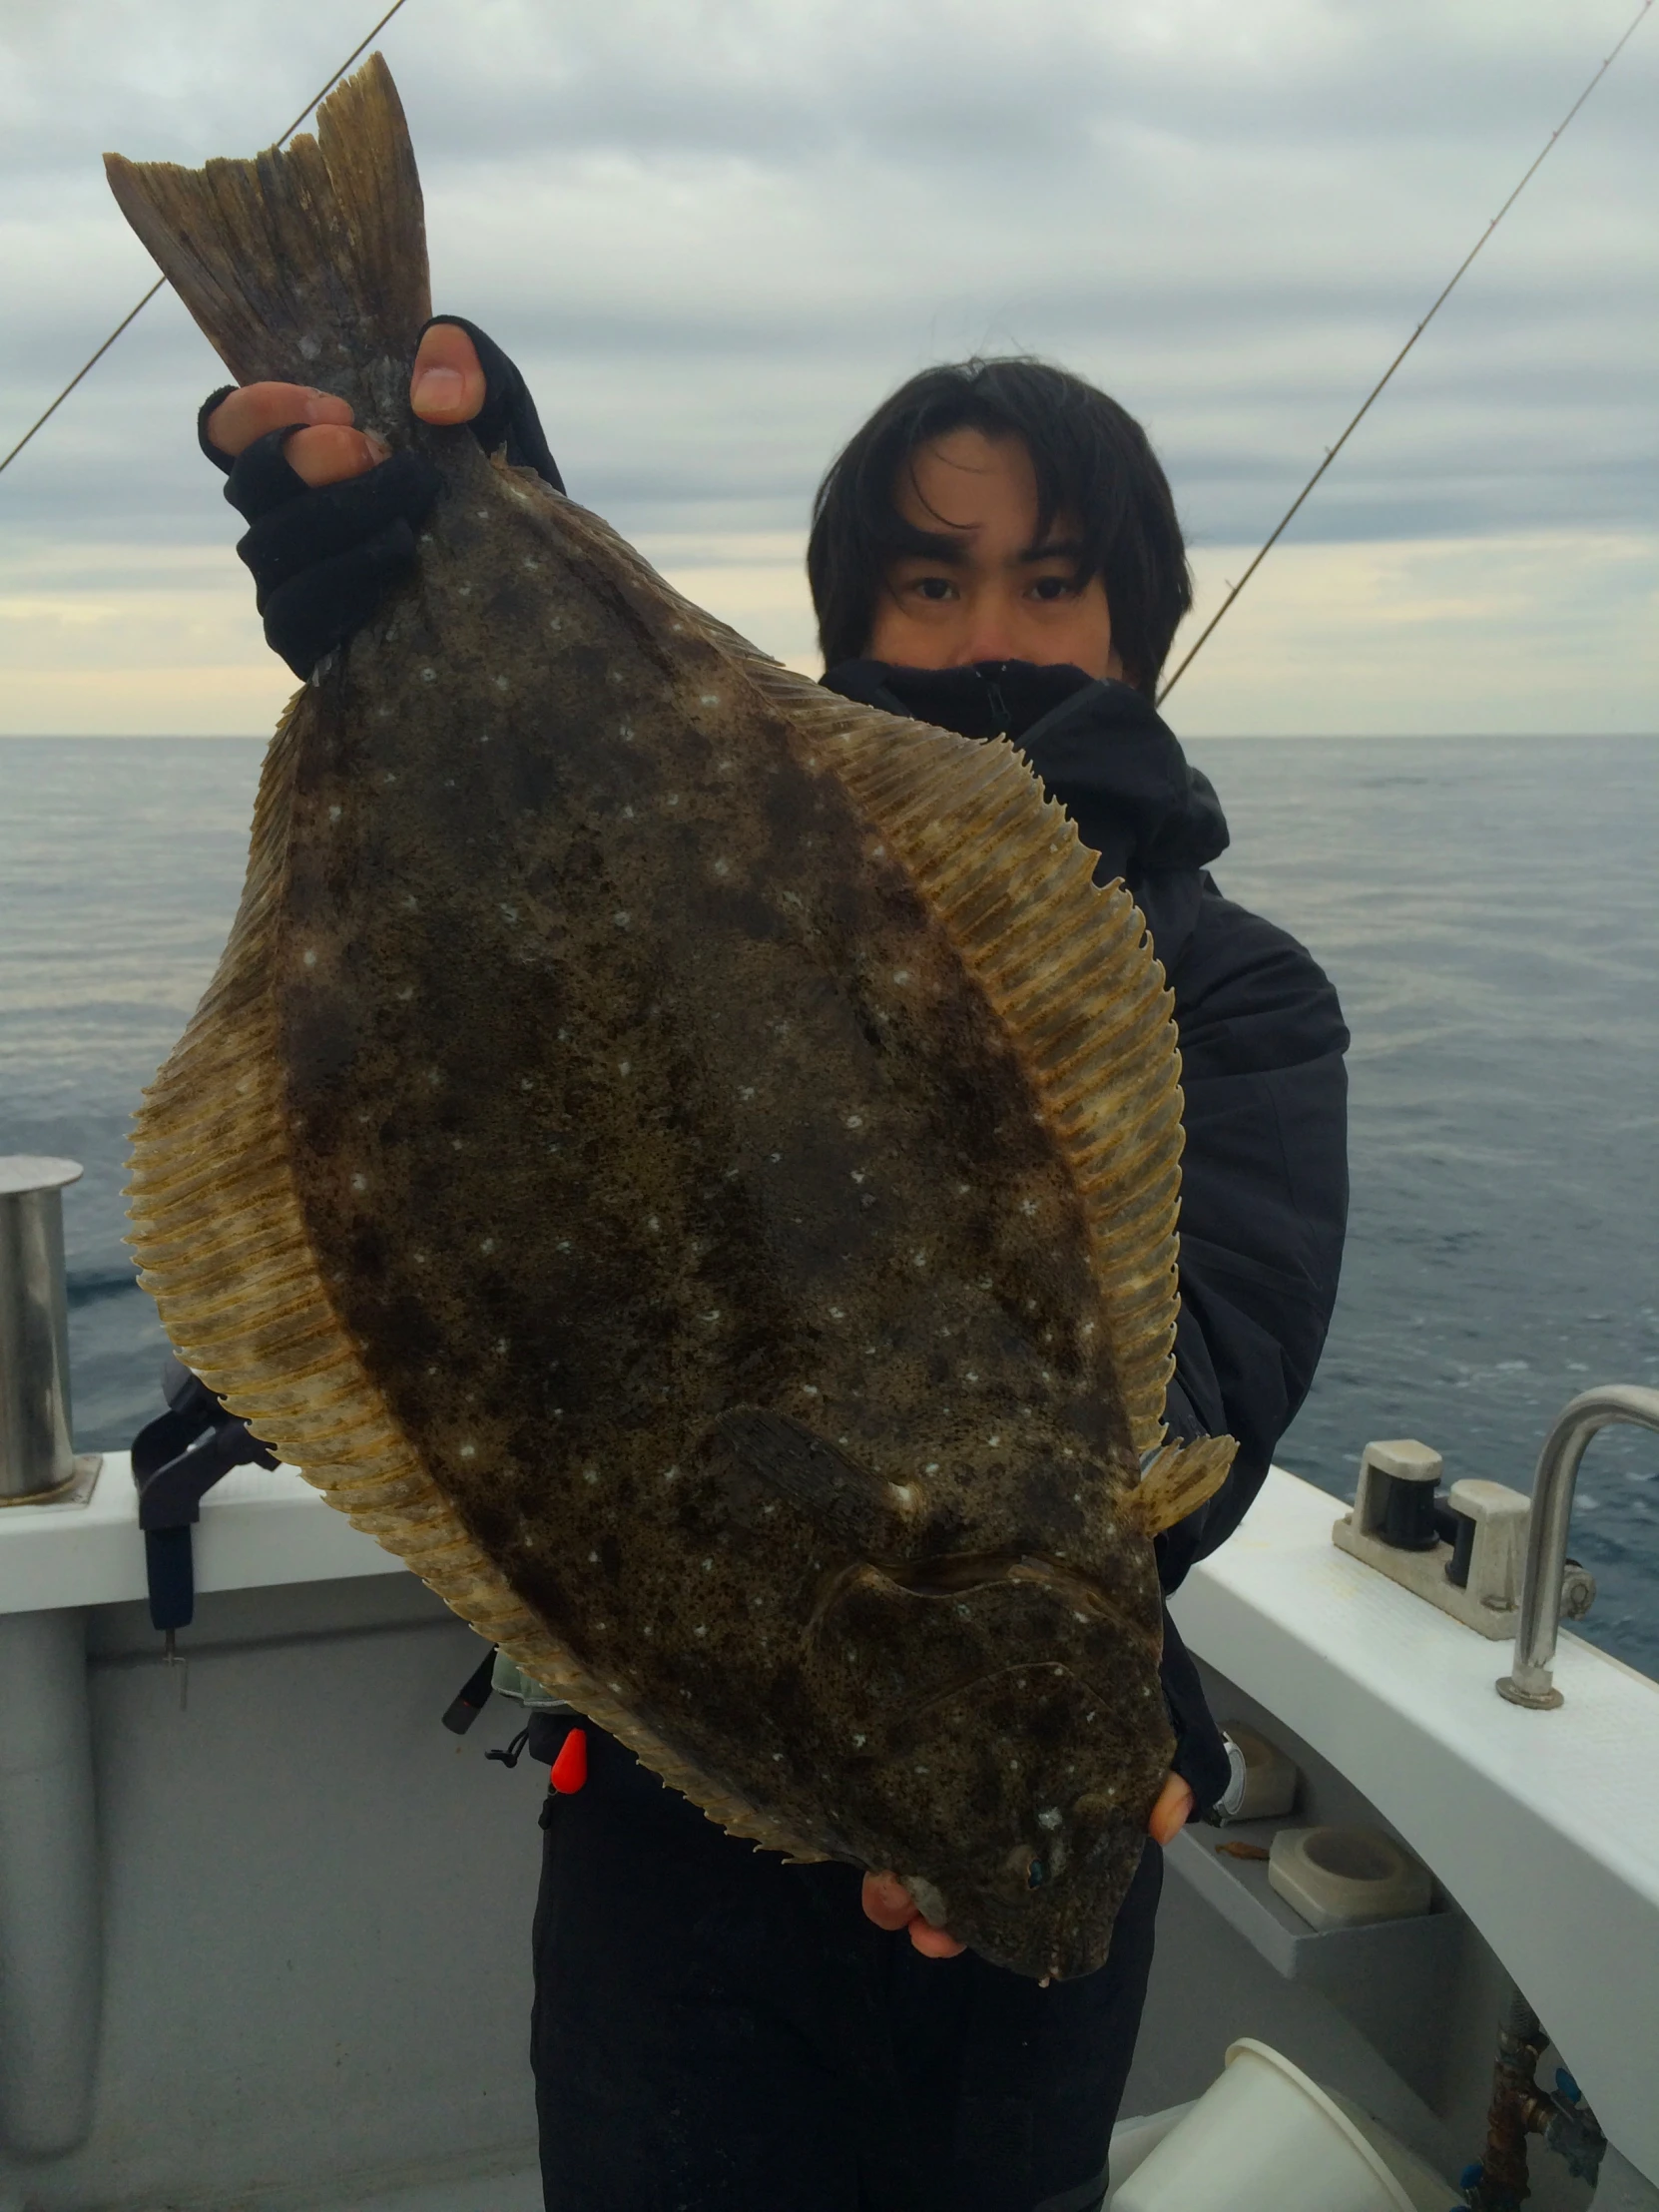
[130,1355,278,1637]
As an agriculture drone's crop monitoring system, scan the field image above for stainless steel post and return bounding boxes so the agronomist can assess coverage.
[1497,1383,1659,1709]
[0,1156,84,1501]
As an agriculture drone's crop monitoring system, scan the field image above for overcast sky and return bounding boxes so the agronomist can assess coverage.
[1,0,1654,736]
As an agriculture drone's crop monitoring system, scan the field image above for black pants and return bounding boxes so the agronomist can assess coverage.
[528,1721,1163,2212]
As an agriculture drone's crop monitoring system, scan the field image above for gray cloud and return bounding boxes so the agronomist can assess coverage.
[0,0,1654,731]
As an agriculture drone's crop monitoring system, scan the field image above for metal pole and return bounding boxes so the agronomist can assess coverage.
[0,1157,84,1502]
[1497,1384,1659,1709]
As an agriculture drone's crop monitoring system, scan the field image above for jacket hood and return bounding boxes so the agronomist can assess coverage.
[820,658,1229,888]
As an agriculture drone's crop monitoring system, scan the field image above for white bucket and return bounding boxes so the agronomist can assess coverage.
[1109,2039,1429,2212]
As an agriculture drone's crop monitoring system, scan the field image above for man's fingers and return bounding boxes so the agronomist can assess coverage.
[861,1872,965,1957]
[280,423,390,489]
[907,1921,967,1959]
[860,1872,916,1932]
[1148,1772,1196,1847]
[207,382,352,459]
[410,321,485,424]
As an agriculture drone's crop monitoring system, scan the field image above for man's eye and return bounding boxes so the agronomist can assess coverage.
[1029,576,1076,603]
[911,576,955,603]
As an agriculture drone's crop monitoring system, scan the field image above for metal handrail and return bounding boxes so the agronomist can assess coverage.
[1497,1384,1659,1709]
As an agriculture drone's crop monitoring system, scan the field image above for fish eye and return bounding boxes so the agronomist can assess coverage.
[1026,1856,1048,1890]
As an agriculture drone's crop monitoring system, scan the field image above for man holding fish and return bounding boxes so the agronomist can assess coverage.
[200,318,1347,2212]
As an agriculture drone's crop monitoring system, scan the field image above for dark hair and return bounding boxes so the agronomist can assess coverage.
[807,357,1191,700]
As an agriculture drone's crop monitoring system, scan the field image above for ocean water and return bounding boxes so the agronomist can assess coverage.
[1,734,1654,1671]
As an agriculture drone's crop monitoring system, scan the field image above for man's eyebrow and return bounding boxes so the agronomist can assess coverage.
[882,524,970,564]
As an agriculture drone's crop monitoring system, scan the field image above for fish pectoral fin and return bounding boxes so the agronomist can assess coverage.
[716,1407,923,1554]
[1123,1434,1238,1537]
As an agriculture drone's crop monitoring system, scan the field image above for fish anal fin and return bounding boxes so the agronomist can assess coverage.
[1123,1435,1238,1537]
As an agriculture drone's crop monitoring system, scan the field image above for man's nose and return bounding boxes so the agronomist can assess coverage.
[955,598,1019,665]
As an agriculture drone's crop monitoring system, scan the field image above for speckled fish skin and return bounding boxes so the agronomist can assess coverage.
[109,58,1234,1980]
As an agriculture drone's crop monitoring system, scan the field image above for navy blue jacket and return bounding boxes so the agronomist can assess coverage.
[822,661,1351,1806]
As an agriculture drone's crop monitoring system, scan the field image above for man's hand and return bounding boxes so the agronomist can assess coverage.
[859,1770,1195,1959]
[203,321,487,479]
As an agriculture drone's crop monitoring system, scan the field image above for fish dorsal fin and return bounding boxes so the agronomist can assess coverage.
[127,690,827,1868]
[817,702,1185,1452]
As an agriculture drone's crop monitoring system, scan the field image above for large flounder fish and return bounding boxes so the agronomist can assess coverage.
[109,57,1234,1980]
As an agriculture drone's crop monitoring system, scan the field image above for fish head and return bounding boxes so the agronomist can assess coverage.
[815,1557,1170,1979]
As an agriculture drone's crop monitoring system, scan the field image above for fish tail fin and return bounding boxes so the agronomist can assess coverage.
[1123,1434,1238,1537]
[105,54,430,421]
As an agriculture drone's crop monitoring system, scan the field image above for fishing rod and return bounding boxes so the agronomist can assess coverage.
[1156,0,1652,706]
[0,0,414,481]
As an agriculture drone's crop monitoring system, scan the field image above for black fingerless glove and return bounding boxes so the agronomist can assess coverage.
[200,316,563,681]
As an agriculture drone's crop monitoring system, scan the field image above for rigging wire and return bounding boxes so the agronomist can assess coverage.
[0,0,414,482]
[1156,0,1651,705]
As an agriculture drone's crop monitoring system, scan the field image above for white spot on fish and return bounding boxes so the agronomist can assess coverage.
[712,857,730,877]
[500,903,518,922]
[988,1434,1001,1447]
[646,1216,660,1233]
[662,1466,680,1483]
[622,804,634,819]
[850,1170,865,1184]
[925,1461,939,1474]
[473,509,489,521]
[420,668,436,683]
[801,1385,819,1396]
[845,1114,863,1130]
[701,1310,722,1324]
[397,986,414,1001]
[403,894,418,910]
[694,1625,708,1637]
[618,1060,631,1076]
[412,1251,427,1266]
[480,1237,496,1254]
[494,677,509,693]
[1021,1199,1037,1216]
[302,948,317,967]
[350,1173,367,1193]
[522,557,541,570]
[699,693,720,707]
[829,1306,844,1320]
[556,1240,571,1253]
[912,1251,927,1269]
[665,792,679,807]
[614,911,631,928]
[327,804,342,823]
[740,1085,756,1101]
[703,1558,713,1572]
[584,1468,600,1484]
[459,1443,476,1459]
[891,970,910,985]
[495,1339,508,1355]
[852,1733,866,1748]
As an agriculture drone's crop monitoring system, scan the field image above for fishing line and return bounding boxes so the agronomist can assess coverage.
[1155,0,1652,706]
[0,0,414,481]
